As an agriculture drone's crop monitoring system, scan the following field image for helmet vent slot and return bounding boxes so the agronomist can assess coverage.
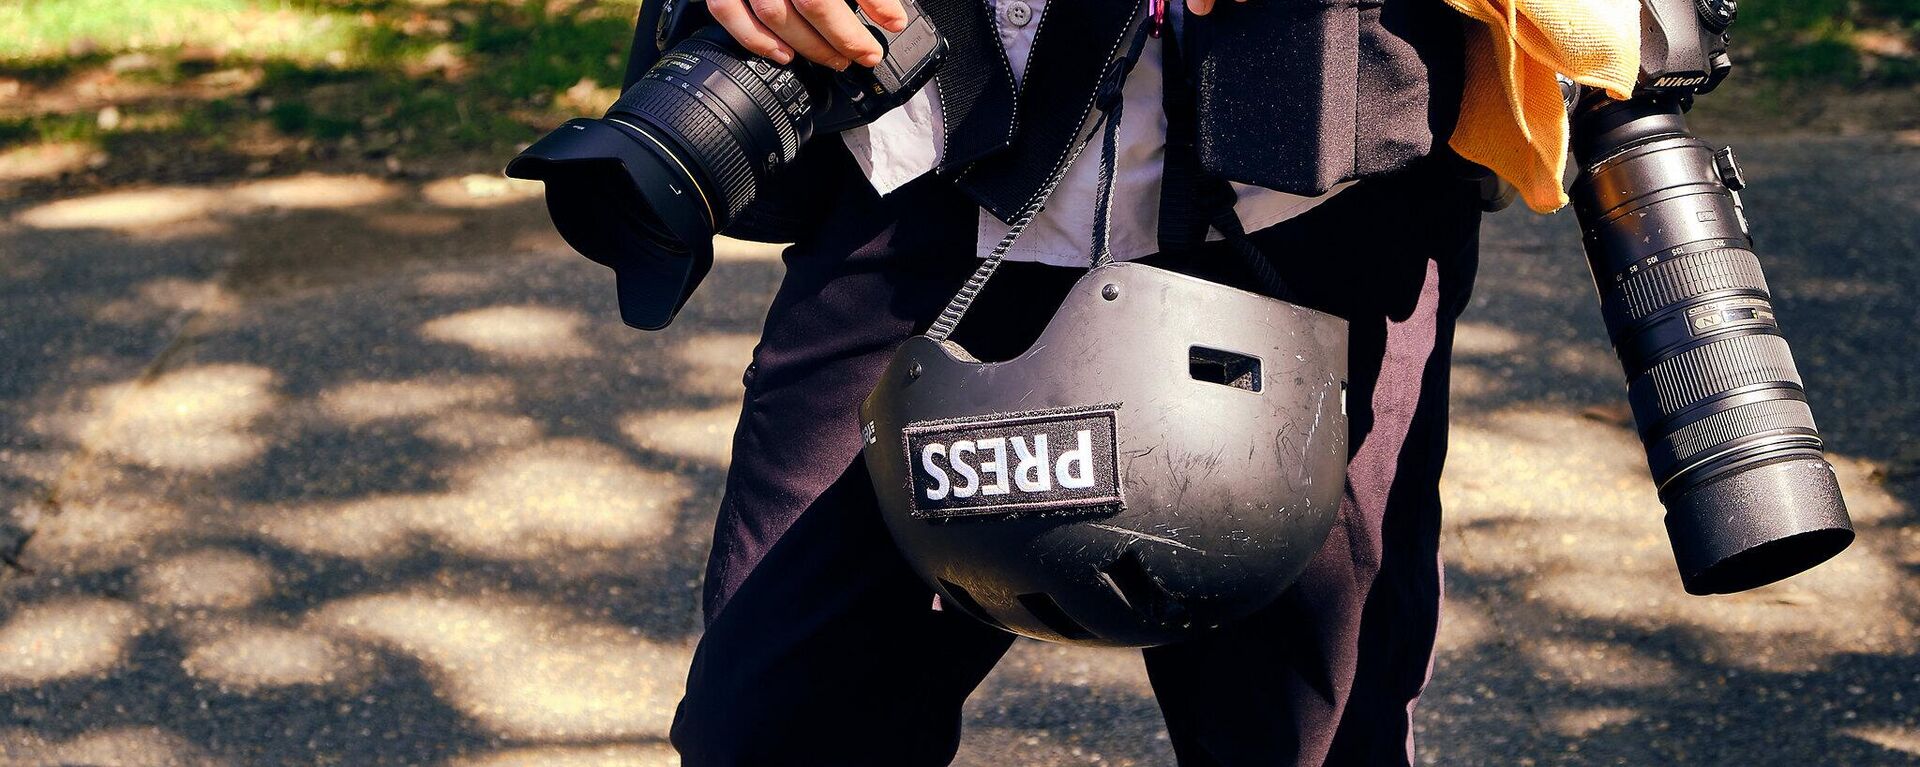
[1098,549,1186,626]
[1016,592,1096,641]
[1189,347,1262,392]
[936,579,1005,630]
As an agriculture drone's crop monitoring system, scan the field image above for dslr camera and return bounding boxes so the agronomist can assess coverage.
[1569,0,1854,594]
[507,0,944,329]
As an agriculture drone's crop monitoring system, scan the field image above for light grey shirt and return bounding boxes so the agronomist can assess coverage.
[840,0,1348,266]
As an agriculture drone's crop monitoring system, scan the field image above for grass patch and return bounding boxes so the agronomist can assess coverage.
[0,0,357,64]
[1734,0,1920,83]
[0,0,1911,190]
[1,0,645,173]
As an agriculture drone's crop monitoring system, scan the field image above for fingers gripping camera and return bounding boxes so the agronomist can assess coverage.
[506,0,944,329]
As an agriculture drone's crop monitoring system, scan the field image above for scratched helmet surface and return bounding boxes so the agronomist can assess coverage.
[861,262,1350,647]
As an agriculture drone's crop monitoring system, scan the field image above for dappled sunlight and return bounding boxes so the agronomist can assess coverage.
[1546,344,1619,378]
[259,438,687,562]
[136,548,275,610]
[1434,599,1496,653]
[365,211,465,236]
[226,174,399,210]
[670,333,756,398]
[1442,407,1919,672]
[180,623,372,693]
[0,140,97,185]
[1844,725,1920,756]
[94,277,242,325]
[1452,321,1525,357]
[317,374,514,425]
[413,270,498,296]
[1522,637,1681,690]
[446,743,682,767]
[619,406,739,466]
[1447,365,1511,400]
[421,305,594,361]
[1549,706,1642,737]
[987,641,1157,698]
[314,592,693,740]
[0,598,145,688]
[18,497,189,567]
[16,187,225,231]
[0,725,229,767]
[52,363,277,472]
[14,173,408,236]
[420,174,545,209]
[418,410,544,449]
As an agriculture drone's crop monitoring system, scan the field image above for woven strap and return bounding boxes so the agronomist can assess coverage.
[927,17,1153,342]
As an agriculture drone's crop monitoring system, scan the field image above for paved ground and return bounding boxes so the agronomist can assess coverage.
[0,132,1916,766]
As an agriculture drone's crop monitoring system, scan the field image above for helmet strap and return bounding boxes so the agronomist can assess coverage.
[927,14,1155,342]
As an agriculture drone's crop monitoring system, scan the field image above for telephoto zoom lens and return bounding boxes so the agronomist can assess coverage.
[1570,94,1853,595]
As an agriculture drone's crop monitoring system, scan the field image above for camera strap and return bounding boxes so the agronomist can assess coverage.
[927,16,1155,342]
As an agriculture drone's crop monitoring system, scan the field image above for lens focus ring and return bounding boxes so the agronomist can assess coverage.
[1613,247,1771,322]
[1628,334,1803,423]
[615,79,758,221]
[1650,398,1818,481]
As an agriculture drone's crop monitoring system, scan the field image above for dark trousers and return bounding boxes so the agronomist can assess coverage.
[670,148,1482,766]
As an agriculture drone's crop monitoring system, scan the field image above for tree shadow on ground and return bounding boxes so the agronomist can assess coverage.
[0,135,1914,765]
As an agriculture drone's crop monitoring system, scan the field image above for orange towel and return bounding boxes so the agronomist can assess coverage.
[1444,0,1640,212]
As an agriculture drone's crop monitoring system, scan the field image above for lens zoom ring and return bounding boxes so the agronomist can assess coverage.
[1632,334,1803,418]
[681,40,803,161]
[1657,398,1817,470]
[1616,247,1771,321]
[617,81,757,220]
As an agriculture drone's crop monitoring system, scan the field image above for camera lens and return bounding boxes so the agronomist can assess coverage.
[504,28,825,329]
[1572,96,1852,595]
[606,27,817,229]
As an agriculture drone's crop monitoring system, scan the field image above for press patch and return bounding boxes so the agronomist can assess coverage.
[903,406,1123,519]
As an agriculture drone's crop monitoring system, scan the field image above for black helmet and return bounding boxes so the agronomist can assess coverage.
[860,262,1349,647]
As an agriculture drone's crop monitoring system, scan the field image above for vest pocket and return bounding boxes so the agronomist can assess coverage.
[1183,0,1365,196]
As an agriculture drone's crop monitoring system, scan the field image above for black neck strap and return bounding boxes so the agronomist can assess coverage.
[926,16,1155,343]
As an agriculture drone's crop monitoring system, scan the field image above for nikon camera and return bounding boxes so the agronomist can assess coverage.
[507,0,944,329]
[1569,0,1854,594]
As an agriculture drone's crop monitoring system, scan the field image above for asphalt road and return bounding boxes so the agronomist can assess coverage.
[1,133,1915,766]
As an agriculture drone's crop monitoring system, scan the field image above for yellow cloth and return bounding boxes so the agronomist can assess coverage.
[1443,0,1640,212]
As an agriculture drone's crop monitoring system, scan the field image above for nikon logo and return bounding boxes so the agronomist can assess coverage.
[902,407,1123,519]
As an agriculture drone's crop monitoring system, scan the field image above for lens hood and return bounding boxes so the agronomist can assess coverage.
[507,118,716,330]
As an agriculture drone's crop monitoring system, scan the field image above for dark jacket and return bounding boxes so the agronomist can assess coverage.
[622,0,1463,240]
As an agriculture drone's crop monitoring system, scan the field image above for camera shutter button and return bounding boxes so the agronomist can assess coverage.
[1002,0,1033,27]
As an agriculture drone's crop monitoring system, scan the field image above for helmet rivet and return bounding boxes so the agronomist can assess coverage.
[1101,284,1120,301]
[907,361,923,380]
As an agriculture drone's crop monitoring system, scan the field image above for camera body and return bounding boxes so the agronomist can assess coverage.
[506,0,944,330]
[1636,0,1735,93]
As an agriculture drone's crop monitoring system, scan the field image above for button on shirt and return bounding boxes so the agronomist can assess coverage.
[840,0,1349,266]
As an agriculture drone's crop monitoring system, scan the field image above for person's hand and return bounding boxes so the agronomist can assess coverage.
[1186,0,1246,15]
[707,0,910,70]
